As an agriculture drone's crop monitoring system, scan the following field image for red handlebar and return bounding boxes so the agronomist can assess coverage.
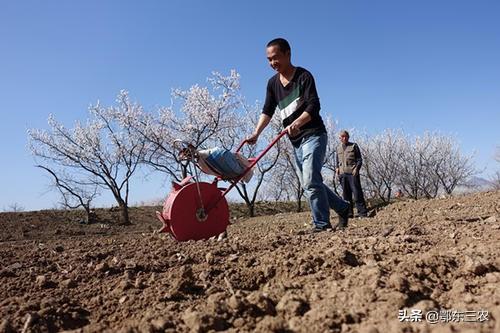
[236,129,287,153]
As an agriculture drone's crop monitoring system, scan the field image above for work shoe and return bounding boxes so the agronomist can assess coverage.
[298,225,332,235]
[332,222,347,231]
[335,208,349,230]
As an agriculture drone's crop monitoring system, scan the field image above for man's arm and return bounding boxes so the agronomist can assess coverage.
[247,114,272,144]
[302,71,321,118]
[335,150,340,175]
[248,79,277,145]
[287,112,311,137]
[353,143,363,176]
[286,71,318,137]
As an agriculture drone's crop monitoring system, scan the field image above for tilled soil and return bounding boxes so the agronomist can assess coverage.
[0,191,499,333]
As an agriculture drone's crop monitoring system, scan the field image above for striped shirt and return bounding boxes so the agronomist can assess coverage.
[262,67,326,146]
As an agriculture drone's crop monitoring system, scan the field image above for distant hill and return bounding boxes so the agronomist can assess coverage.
[466,176,493,189]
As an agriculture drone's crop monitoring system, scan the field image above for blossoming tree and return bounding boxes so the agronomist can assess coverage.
[28,91,147,225]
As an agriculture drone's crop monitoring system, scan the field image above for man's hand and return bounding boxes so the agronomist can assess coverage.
[247,114,272,145]
[247,132,259,145]
[352,168,358,176]
[286,122,301,137]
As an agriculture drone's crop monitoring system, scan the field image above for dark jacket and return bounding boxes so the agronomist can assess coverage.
[336,142,363,174]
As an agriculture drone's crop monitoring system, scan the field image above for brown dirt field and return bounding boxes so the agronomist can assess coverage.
[1,191,499,333]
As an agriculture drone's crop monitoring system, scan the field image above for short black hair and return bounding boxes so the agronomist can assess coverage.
[267,38,291,54]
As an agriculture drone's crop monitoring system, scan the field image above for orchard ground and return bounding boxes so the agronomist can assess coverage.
[1,191,499,332]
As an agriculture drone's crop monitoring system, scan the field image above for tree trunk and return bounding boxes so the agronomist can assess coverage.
[296,199,302,212]
[247,203,255,217]
[118,200,131,225]
[295,185,303,212]
[84,206,97,224]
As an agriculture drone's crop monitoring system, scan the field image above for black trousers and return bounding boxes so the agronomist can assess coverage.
[340,173,367,216]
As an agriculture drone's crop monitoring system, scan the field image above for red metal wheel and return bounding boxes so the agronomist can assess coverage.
[157,178,229,241]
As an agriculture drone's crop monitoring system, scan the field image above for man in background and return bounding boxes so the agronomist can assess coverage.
[336,130,368,218]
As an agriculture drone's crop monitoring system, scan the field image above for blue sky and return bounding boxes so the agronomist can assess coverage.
[1,1,499,210]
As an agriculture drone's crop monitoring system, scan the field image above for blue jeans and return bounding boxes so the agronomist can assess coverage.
[293,133,350,229]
